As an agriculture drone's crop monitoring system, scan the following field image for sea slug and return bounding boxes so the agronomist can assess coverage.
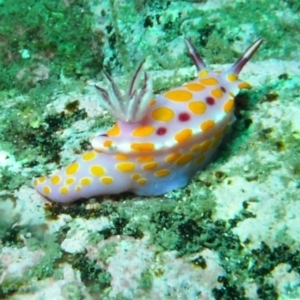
[33,38,263,203]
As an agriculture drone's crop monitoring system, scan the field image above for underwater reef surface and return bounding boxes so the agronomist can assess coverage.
[1,0,300,299]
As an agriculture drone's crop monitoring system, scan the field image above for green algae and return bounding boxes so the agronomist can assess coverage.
[62,283,83,300]
[27,239,62,279]
[96,241,117,262]
[0,0,103,91]
[1,1,300,298]
[139,269,153,291]
[71,254,111,294]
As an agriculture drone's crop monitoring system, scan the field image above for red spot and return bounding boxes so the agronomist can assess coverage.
[178,112,190,122]
[156,127,167,135]
[206,97,215,105]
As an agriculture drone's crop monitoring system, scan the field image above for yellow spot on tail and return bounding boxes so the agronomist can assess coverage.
[188,101,206,115]
[50,175,61,185]
[131,173,141,180]
[100,176,114,185]
[107,124,120,136]
[65,177,75,185]
[115,154,128,160]
[80,177,92,185]
[66,162,79,175]
[142,161,158,170]
[155,169,170,177]
[82,151,96,161]
[137,178,147,185]
[176,153,193,165]
[184,83,205,91]
[132,125,155,137]
[34,177,45,186]
[164,90,193,102]
[200,77,218,85]
[199,70,209,78]
[90,165,105,176]
[137,156,154,162]
[200,120,215,132]
[227,74,238,82]
[131,143,154,152]
[175,129,192,144]
[211,88,223,98]
[38,177,46,184]
[60,186,69,195]
[43,186,51,195]
[224,99,234,113]
[151,107,174,122]
[103,140,113,148]
[165,153,181,163]
[116,162,135,172]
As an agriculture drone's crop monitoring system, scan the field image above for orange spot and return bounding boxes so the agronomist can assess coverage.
[184,83,205,91]
[132,125,155,137]
[143,161,158,170]
[200,120,215,132]
[65,177,75,185]
[50,175,61,185]
[199,70,209,78]
[191,140,212,152]
[66,162,79,175]
[115,154,128,160]
[165,153,181,163]
[175,129,192,144]
[131,173,141,181]
[196,155,205,164]
[151,107,174,122]
[43,186,51,195]
[211,137,221,148]
[176,153,193,165]
[238,82,251,89]
[199,77,218,85]
[188,101,206,115]
[80,177,92,185]
[103,140,113,148]
[131,143,154,152]
[60,186,69,195]
[155,169,170,177]
[211,88,223,98]
[150,99,156,106]
[107,124,120,136]
[227,74,238,82]
[116,162,135,172]
[100,176,114,185]
[82,151,96,161]
[224,99,234,113]
[164,90,193,102]
[214,130,224,140]
[137,156,154,162]
[90,165,105,176]
[137,178,147,185]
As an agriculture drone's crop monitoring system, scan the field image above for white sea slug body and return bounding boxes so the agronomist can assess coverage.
[33,38,263,203]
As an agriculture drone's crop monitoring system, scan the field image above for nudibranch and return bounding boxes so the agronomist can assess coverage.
[33,38,263,203]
